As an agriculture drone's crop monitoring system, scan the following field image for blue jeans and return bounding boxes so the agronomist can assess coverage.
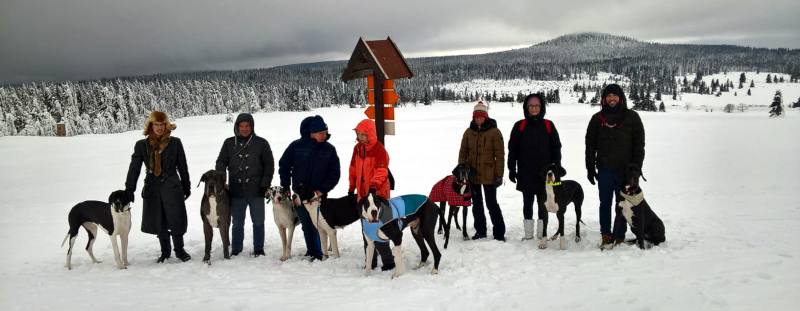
[471,184,505,240]
[231,197,265,253]
[597,169,625,239]
[294,203,323,259]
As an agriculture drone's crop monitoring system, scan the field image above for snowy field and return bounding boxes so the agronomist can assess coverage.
[1,91,799,310]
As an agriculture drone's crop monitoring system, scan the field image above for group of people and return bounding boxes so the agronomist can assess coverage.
[457,83,645,248]
[123,111,397,267]
[122,83,645,265]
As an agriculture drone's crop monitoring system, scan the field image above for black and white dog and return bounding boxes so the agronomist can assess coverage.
[431,163,475,248]
[360,193,441,278]
[61,190,132,270]
[539,163,585,250]
[266,186,299,261]
[292,184,361,260]
[198,170,232,264]
[612,163,666,249]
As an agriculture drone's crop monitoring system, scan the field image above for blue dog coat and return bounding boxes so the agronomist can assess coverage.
[362,194,427,242]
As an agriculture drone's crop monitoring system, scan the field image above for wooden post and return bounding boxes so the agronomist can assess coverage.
[374,75,385,144]
[56,123,66,137]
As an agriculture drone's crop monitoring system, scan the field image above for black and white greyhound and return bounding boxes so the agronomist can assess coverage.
[431,163,475,248]
[62,190,132,270]
[539,163,585,250]
[293,184,361,260]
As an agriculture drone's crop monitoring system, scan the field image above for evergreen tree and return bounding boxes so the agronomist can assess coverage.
[769,90,783,117]
[739,72,747,84]
[578,90,587,104]
[738,81,744,89]
[766,74,772,83]
[750,80,755,88]
[659,102,666,112]
[655,89,662,101]
[747,89,752,96]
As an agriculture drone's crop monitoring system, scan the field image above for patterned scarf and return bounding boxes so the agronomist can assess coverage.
[147,132,170,176]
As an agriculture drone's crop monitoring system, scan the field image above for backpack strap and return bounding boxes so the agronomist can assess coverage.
[520,119,551,133]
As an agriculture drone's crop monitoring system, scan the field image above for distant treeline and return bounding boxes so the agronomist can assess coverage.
[1,33,799,136]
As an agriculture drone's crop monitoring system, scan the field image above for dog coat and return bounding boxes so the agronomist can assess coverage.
[362,194,428,242]
[429,175,472,207]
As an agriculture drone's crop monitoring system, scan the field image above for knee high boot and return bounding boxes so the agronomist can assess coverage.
[172,235,191,262]
[157,234,171,263]
[522,219,535,241]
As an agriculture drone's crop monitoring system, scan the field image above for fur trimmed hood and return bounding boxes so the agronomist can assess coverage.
[142,110,177,136]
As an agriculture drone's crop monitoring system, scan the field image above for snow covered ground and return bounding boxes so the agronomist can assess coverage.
[1,88,799,310]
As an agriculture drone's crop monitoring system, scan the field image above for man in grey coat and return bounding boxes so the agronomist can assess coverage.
[216,113,275,257]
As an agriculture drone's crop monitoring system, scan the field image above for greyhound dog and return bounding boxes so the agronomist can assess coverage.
[430,163,475,248]
[360,193,441,278]
[198,170,232,264]
[611,163,666,249]
[62,190,132,270]
[266,186,299,261]
[293,184,361,260]
[539,163,585,250]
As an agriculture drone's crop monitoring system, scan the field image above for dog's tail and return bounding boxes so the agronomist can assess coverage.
[61,233,70,248]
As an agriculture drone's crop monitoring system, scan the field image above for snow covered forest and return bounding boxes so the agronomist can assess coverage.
[1,33,799,137]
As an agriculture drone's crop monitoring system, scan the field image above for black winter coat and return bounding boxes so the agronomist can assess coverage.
[508,94,562,192]
[278,116,341,194]
[125,137,190,235]
[585,86,645,172]
[216,113,275,198]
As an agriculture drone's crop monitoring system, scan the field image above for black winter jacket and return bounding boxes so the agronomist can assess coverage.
[585,85,645,172]
[508,94,562,192]
[216,113,275,198]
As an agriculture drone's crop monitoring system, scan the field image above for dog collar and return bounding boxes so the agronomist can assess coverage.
[545,181,561,186]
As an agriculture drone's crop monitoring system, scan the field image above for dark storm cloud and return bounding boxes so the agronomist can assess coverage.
[1,0,798,85]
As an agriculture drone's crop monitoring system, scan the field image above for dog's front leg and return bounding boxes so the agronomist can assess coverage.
[364,235,375,277]
[285,223,295,260]
[120,231,129,267]
[330,229,340,259]
[109,235,125,269]
[391,244,403,279]
[278,226,289,261]
[220,221,231,260]
[460,206,469,240]
[203,221,213,264]
[318,229,329,260]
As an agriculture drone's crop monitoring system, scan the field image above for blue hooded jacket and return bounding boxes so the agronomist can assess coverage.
[278,116,341,194]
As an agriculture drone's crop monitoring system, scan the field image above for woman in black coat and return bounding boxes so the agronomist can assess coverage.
[507,94,562,241]
[125,110,192,263]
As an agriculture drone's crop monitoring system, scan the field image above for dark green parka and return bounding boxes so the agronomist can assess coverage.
[585,84,645,172]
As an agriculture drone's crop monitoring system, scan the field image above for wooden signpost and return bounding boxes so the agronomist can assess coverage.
[340,37,413,144]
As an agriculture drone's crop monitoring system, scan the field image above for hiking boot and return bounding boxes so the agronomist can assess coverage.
[600,234,613,250]
[614,239,626,246]
[156,254,170,263]
[252,250,266,258]
[175,250,191,262]
[471,233,487,240]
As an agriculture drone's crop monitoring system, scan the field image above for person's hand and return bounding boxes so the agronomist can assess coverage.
[587,170,597,185]
[508,170,517,183]
[125,190,135,203]
[348,191,357,206]
[368,187,376,195]
[492,176,503,188]
[282,189,291,199]
[313,190,323,201]
[259,187,268,198]
[183,188,191,201]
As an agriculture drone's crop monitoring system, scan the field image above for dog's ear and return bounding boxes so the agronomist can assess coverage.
[558,165,567,178]
[451,165,460,177]
[108,193,114,205]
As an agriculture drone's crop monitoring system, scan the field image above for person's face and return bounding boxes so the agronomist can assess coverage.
[526,97,542,116]
[474,116,486,125]
[605,93,620,108]
[151,122,166,136]
[310,130,327,143]
[356,130,369,144]
[238,121,252,137]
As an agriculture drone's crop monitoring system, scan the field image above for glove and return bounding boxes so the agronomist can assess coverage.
[508,170,517,183]
[183,188,191,201]
[348,191,357,206]
[125,190,135,203]
[258,187,268,198]
[492,176,503,188]
[282,189,291,198]
[368,187,376,195]
[587,170,597,185]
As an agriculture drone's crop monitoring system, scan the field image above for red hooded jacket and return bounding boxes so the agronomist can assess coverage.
[349,119,391,200]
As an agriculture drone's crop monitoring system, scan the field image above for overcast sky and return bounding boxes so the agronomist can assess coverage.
[1,0,798,85]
